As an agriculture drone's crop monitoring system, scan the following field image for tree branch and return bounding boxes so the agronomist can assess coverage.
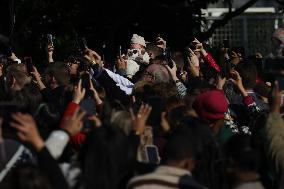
[276,0,284,6]
[200,0,259,40]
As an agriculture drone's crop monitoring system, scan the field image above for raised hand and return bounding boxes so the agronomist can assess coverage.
[229,70,247,97]
[31,66,46,90]
[192,38,207,56]
[47,44,54,63]
[217,75,226,90]
[88,115,102,128]
[188,48,199,67]
[10,113,44,151]
[84,48,102,65]
[62,108,86,136]
[73,79,86,104]
[116,56,127,71]
[165,61,178,82]
[0,64,3,77]
[161,112,170,133]
[156,37,167,50]
[192,38,203,51]
[89,78,103,105]
[130,104,152,135]
[187,57,199,77]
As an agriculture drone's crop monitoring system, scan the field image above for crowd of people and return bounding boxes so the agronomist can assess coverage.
[0,28,284,189]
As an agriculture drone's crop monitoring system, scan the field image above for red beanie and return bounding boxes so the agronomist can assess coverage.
[193,90,228,122]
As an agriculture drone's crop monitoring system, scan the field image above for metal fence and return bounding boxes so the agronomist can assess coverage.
[206,14,284,56]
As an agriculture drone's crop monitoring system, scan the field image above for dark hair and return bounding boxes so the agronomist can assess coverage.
[162,125,194,163]
[20,83,43,114]
[235,62,257,89]
[5,83,42,115]
[1,164,52,189]
[225,134,260,172]
[177,116,227,189]
[6,63,30,89]
[151,82,178,99]
[45,62,70,86]
[35,103,61,138]
[146,43,163,58]
[167,105,190,128]
[77,126,134,189]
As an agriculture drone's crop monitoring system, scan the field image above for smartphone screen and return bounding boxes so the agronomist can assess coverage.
[145,145,159,164]
[24,57,33,74]
[81,73,90,90]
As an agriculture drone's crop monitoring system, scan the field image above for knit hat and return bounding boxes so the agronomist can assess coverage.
[131,34,147,47]
[272,28,284,44]
[193,90,228,122]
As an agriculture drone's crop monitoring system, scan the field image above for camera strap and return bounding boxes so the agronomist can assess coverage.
[0,145,24,182]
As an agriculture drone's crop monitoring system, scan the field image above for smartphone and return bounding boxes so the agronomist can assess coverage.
[24,57,34,74]
[165,48,171,62]
[47,34,54,47]
[145,145,159,164]
[77,37,88,53]
[168,59,174,68]
[81,73,90,90]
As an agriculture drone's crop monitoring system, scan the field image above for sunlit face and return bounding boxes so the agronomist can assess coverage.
[130,43,144,50]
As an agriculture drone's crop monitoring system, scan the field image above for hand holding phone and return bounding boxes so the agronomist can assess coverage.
[81,73,90,90]
[24,57,34,74]
[191,38,203,52]
[47,34,54,47]
[76,37,88,54]
[145,145,160,164]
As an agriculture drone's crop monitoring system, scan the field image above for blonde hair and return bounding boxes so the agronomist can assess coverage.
[111,111,133,135]
[6,64,30,89]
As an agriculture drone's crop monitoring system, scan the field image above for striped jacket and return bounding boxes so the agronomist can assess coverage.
[127,165,205,189]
